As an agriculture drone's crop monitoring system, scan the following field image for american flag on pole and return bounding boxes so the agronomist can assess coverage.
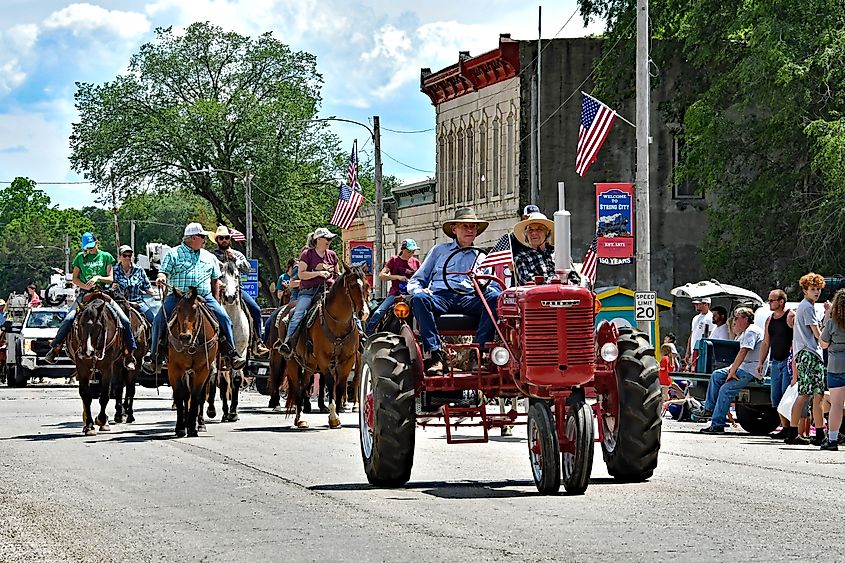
[229,227,246,242]
[476,233,513,270]
[576,93,618,177]
[580,229,599,285]
[330,142,364,229]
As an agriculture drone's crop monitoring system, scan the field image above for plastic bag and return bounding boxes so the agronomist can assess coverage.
[777,382,799,423]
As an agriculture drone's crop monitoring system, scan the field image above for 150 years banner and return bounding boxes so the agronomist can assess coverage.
[595,182,634,265]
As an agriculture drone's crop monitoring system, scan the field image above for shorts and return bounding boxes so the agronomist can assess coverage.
[828,371,845,389]
[796,350,826,395]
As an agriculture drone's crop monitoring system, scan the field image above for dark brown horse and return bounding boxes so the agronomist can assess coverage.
[66,294,124,436]
[167,287,219,438]
[283,265,368,428]
[112,305,150,424]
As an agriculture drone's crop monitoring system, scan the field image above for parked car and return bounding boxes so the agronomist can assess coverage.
[5,307,74,386]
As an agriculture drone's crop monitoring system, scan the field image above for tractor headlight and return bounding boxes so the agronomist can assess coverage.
[600,342,619,362]
[393,301,411,319]
[490,346,510,366]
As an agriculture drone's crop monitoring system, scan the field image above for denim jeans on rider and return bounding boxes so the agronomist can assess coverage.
[410,288,500,353]
[704,366,756,428]
[283,287,318,344]
[149,293,237,359]
[365,294,396,334]
[241,289,264,338]
[137,301,156,324]
[51,293,137,351]
[769,358,791,408]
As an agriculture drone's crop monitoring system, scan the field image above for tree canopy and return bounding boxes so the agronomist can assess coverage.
[578,0,845,292]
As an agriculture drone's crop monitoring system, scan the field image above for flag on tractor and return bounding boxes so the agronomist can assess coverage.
[576,93,618,176]
[476,233,513,270]
[581,229,599,284]
[330,141,364,229]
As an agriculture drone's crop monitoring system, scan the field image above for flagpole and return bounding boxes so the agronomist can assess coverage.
[635,0,652,338]
[373,116,384,300]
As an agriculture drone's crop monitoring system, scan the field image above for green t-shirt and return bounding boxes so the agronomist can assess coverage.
[72,250,115,287]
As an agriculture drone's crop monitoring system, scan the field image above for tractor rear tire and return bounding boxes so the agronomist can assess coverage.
[360,334,416,487]
[527,400,561,495]
[562,400,594,495]
[601,327,661,482]
[735,404,780,435]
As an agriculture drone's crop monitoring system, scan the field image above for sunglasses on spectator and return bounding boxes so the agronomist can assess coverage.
[121,253,133,258]
[218,235,231,240]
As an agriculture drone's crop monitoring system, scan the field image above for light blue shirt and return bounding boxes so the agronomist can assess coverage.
[160,244,221,297]
[408,241,481,295]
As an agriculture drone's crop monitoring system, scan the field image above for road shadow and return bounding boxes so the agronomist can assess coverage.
[0,431,77,442]
[231,425,319,433]
[83,428,175,443]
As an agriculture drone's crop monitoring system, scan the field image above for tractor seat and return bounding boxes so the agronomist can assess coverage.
[435,314,479,333]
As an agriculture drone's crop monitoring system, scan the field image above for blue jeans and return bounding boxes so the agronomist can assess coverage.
[149,293,236,359]
[241,290,263,338]
[770,358,791,407]
[704,367,756,429]
[284,287,318,344]
[52,293,137,351]
[137,301,156,324]
[365,294,396,334]
[410,288,500,353]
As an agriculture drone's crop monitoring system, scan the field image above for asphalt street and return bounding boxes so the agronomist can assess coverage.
[1,383,842,563]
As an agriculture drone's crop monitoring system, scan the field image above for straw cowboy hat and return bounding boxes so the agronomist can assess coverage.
[442,207,489,238]
[212,225,234,242]
[513,212,555,245]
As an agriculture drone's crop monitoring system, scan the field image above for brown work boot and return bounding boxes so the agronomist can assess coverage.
[253,342,270,359]
[424,350,447,376]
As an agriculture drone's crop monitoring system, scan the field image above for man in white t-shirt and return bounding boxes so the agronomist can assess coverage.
[711,306,730,340]
[685,297,715,370]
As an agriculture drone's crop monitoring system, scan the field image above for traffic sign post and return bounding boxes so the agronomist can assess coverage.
[241,259,259,298]
[635,291,656,322]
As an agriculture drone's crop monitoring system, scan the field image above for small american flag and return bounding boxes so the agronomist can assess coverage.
[330,142,364,229]
[476,233,513,270]
[581,230,599,285]
[230,228,246,242]
[576,93,617,177]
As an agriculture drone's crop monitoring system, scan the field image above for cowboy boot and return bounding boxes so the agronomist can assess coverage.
[253,340,270,359]
[44,346,61,365]
[424,350,447,376]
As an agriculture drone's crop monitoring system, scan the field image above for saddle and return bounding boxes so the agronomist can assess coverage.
[81,290,112,305]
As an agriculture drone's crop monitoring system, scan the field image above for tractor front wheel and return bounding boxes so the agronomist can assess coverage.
[601,328,662,482]
[527,400,561,495]
[562,400,594,495]
[360,334,416,487]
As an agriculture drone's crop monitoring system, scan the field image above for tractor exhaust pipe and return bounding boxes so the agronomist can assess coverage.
[554,181,572,275]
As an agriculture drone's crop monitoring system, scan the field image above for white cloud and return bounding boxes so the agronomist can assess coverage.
[7,24,39,52]
[43,3,150,40]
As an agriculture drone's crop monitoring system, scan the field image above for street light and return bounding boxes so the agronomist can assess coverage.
[188,166,254,259]
[33,234,70,276]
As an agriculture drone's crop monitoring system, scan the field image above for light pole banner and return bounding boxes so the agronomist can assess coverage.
[349,240,374,288]
[595,182,634,265]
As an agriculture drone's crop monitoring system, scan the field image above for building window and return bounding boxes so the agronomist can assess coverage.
[492,117,500,198]
[506,113,515,195]
[447,131,455,206]
[466,126,474,203]
[457,129,465,204]
[438,134,446,207]
[479,120,487,201]
[672,135,702,199]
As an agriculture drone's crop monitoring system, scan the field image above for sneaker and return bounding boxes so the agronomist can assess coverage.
[690,407,712,422]
[820,438,839,451]
[785,434,811,445]
[810,433,826,446]
[44,347,60,365]
[838,435,845,446]
[699,425,725,434]
[769,428,791,440]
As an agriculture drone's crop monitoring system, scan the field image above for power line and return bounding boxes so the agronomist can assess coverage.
[380,149,434,174]
[381,126,435,134]
[0,180,93,185]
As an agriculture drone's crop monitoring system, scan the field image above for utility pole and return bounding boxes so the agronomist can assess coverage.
[111,178,120,250]
[130,220,136,255]
[244,170,253,260]
[373,115,384,300]
[635,0,652,337]
[63,232,70,277]
[536,5,542,201]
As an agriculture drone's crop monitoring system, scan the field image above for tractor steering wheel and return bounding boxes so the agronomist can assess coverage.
[441,246,492,296]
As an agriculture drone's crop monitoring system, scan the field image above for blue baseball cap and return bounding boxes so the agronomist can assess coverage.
[523,204,540,216]
[401,238,419,251]
[81,232,96,250]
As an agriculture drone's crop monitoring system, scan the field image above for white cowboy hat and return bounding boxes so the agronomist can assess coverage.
[213,225,234,242]
[442,207,489,238]
[513,212,555,245]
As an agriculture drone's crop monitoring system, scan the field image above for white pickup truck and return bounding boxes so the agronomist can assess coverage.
[5,306,75,386]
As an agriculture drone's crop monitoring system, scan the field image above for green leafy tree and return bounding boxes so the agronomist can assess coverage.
[69,22,347,302]
[578,0,845,292]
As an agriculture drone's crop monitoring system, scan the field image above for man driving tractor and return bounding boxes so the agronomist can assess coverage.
[408,207,501,376]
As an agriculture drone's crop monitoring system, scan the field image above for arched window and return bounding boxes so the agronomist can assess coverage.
[466,126,474,203]
[506,113,515,195]
[447,131,455,206]
[457,128,465,203]
[492,116,500,198]
[438,133,446,207]
[479,119,487,201]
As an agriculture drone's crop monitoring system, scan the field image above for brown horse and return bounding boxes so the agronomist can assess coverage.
[112,305,150,424]
[66,294,124,436]
[283,265,368,428]
[167,287,219,438]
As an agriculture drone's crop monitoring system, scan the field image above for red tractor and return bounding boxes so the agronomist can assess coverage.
[358,221,662,495]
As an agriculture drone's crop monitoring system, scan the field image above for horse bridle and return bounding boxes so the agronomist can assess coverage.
[167,300,219,355]
[76,300,118,363]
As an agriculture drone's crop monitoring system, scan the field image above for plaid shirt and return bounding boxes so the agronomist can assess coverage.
[113,264,151,303]
[514,244,555,285]
[160,244,221,296]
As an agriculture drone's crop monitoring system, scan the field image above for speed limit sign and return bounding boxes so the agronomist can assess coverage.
[635,291,657,322]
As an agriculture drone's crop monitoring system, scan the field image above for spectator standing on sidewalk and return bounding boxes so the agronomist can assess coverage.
[711,306,730,340]
[757,289,795,439]
[685,298,715,370]
[786,273,830,445]
[819,288,845,450]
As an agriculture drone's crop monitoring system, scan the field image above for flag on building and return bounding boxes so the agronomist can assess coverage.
[330,142,364,229]
[576,93,618,177]
[476,233,513,270]
[229,227,246,242]
[580,229,599,285]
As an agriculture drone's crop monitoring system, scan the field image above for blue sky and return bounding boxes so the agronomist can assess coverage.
[0,0,602,208]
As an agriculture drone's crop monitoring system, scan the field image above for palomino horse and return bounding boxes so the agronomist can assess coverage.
[112,303,150,424]
[283,265,368,429]
[167,287,219,437]
[206,259,249,422]
[66,293,125,436]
